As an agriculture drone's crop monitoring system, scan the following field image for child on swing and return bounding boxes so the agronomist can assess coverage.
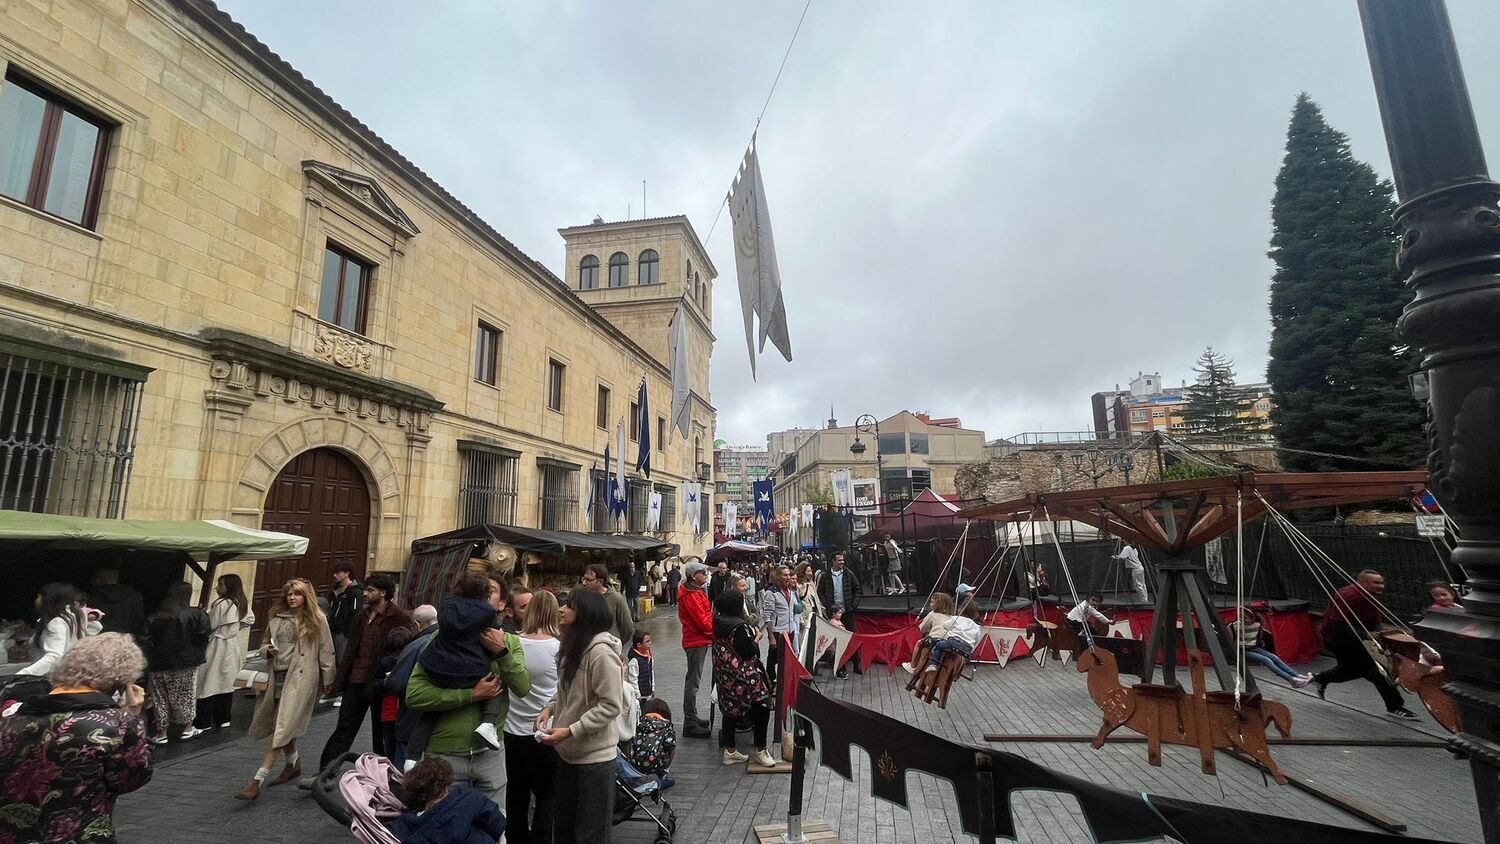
[918,599,982,675]
[902,593,955,674]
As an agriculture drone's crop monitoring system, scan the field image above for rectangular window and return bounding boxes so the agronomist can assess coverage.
[0,73,110,228]
[547,359,565,412]
[318,244,372,334]
[657,484,676,532]
[881,468,912,507]
[596,385,610,430]
[629,401,639,442]
[910,468,932,493]
[877,433,905,456]
[538,462,579,531]
[0,348,146,518]
[1151,409,1166,419]
[474,322,500,386]
[457,445,517,527]
[628,479,651,532]
[1130,410,1148,422]
[909,433,929,454]
[657,418,666,452]
[590,470,610,532]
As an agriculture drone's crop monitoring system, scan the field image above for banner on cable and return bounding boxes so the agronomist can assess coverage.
[683,482,702,535]
[723,502,738,535]
[667,303,692,439]
[728,134,793,379]
[753,479,775,532]
[647,492,663,531]
[830,470,853,508]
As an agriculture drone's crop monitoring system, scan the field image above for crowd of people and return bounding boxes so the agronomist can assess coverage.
[0,542,1465,843]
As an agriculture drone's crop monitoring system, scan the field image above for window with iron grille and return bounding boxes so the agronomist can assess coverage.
[0,347,147,517]
[457,443,517,527]
[538,461,579,531]
[627,479,650,532]
[656,484,676,533]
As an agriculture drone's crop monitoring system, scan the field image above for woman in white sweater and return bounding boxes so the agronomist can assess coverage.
[19,583,97,676]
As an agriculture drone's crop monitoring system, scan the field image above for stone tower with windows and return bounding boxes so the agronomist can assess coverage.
[559,216,715,402]
[559,216,717,480]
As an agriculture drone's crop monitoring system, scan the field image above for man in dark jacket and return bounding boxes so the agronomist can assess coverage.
[708,561,732,602]
[624,560,644,622]
[90,568,145,639]
[312,573,414,779]
[384,604,438,769]
[327,562,363,668]
[665,564,682,606]
[816,552,862,678]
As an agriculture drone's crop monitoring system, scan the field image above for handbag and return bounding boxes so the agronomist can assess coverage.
[235,652,270,692]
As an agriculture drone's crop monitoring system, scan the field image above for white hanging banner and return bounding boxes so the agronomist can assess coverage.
[723,502,738,533]
[727,135,793,379]
[683,483,701,535]
[647,493,663,531]
[830,470,853,508]
[801,503,815,525]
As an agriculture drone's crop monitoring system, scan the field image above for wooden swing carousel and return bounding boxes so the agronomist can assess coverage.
[959,469,1440,785]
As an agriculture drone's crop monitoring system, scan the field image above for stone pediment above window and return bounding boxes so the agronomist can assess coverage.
[303,160,420,239]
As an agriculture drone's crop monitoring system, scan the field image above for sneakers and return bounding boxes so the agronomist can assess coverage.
[900,662,915,675]
[148,735,168,746]
[1389,707,1421,721]
[750,749,777,768]
[474,722,502,751]
[835,668,849,679]
[179,727,204,741]
[721,748,749,765]
[1290,674,1313,689]
[218,721,232,729]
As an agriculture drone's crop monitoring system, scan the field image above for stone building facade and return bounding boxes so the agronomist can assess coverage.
[0,0,714,623]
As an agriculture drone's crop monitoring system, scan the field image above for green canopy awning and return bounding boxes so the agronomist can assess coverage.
[0,512,309,561]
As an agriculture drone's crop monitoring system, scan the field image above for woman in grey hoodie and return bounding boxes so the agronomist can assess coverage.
[536,588,624,843]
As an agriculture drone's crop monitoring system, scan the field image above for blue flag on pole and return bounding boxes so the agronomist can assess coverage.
[753,479,775,532]
[636,379,651,479]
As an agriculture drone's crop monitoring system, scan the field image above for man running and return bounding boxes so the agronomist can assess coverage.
[1311,570,1417,720]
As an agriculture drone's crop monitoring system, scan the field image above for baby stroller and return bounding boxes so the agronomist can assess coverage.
[311,752,409,844]
[614,755,676,843]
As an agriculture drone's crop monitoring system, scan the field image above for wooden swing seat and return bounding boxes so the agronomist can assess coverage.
[905,643,969,709]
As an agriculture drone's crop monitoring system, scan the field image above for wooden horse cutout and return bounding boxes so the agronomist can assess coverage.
[905,642,969,709]
[1379,631,1461,733]
[1077,645,1291,783]
[1027,620,1079,667]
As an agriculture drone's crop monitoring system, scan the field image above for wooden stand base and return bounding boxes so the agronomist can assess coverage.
[747,758,795,775]
[754,819,841,842]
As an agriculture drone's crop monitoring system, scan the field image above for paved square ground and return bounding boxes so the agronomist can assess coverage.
[116,605,1481,842]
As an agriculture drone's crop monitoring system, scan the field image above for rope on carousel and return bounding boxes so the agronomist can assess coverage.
[1043,504,1094,648]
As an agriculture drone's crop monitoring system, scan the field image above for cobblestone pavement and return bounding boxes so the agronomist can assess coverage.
[116,605,1481,843]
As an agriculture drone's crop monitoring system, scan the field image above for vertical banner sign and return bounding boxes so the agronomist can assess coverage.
[636,380,651,478]
[727,134,793,379]
[830,470,852,508]
[684,482,701,535]
[613,420,628,520]
[1203,537,1227,585]
[724,502,738,535]
[582,462,597,530]
[647,492,663,531]
[801,503,815,526]
[668,303,692,439]
[753,479,775,532]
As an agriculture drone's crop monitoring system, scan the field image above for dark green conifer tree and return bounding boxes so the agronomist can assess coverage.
[1266,94,1424,471]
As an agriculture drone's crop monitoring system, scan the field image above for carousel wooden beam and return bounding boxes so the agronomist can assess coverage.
[1169,492,1209,555]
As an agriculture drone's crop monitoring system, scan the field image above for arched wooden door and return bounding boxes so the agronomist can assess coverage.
[255,447,372,640]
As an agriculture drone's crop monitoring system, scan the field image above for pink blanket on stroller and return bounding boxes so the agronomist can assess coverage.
[339,754,404,844]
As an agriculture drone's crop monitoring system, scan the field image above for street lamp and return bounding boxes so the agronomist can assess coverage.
[1359,2,1500,837]
[1069,448,1136,488]
[849,413,883,503]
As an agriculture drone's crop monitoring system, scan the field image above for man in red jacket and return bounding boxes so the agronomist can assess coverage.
[677,561,714,738]
[1311,569,1416,720]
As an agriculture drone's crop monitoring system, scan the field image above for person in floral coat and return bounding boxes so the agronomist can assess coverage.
[0,632,152,843]
[711,591,778,770]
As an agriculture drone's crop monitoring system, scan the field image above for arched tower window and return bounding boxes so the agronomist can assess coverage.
[578,255,599,290]
[608,252,629,287]
[638,249,659,285]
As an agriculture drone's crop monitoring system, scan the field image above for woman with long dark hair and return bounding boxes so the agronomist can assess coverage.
[712,590,777,769]
[144,582,211,744]
[535,588,623,843]
[196,574,255,729]
[238,578,333,800]
[18,582,93,676]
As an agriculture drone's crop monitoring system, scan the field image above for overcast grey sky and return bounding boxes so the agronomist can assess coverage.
[218,0,1500,447]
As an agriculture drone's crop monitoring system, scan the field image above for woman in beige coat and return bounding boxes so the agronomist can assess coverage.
[236,578,333,801]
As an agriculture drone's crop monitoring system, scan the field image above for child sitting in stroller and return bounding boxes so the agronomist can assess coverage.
[626,697,677,783]
[388,757,505,844]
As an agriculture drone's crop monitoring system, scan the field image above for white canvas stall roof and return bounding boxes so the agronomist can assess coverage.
[0,512,309,560]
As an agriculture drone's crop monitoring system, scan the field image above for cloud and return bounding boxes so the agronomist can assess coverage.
[216,0,1500,447]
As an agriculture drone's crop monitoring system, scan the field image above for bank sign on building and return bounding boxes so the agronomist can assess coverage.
[0,0,716,626]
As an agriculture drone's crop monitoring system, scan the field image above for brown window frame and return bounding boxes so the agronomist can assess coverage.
[474,321,500,386]
[629,400,639,442]
[319,244,373,334]
[596,385,610,430]
[657,417,666,452]
[0,72,111,229]
[547,359,565,413]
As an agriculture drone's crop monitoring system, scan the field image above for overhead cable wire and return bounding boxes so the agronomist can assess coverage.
[703,0,815,244]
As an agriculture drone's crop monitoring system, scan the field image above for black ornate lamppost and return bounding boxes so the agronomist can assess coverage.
[1359,1,1500,837]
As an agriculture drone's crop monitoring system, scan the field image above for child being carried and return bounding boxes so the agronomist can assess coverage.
[410,572,508,755]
